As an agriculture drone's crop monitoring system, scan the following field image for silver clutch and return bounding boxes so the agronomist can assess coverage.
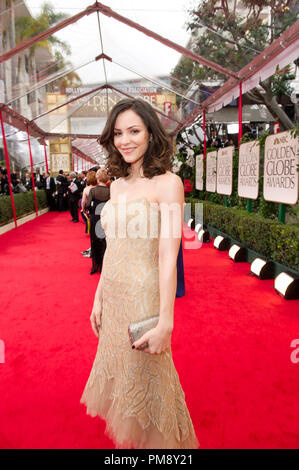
[128,315,159,350]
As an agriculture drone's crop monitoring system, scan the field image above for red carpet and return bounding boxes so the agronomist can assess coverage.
[0,211,299,449]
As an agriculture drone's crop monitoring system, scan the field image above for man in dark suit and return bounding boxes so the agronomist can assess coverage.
[67,172,82,223]
[56,169,68,212]
[79,171,87,190]
[21,173,32,191]
[207,129,221,149]
[45,171,56,211]
[0,169,8,194]
[221,135,230,148]
[34,170,45,189]
[11,170,21,189]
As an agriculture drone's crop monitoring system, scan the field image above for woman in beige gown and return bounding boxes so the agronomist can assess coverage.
[80,98,199,449]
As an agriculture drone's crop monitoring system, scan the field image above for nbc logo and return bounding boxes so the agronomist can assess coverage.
[274,136,288,145]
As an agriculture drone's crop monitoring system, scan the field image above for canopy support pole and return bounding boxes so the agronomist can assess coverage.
[238,81,243,146]
[0,110,17,228]
[27,126,38,217]
[43,137,49,173]
[203,109,206,158]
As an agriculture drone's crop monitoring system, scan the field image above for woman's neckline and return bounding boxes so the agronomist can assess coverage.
[109,197,158,205]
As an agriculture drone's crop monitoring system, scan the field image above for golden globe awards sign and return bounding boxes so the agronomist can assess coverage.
[195,154,204,190]
[238,141,260,199]
[263,131,299,204]
[217,146,233,195]
[206,151,217,192]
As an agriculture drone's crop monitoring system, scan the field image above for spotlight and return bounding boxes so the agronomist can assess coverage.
[195,223,208,233]
[274,272,299,300]
[250,258,275,280]
[229,244,247,262]
[195,223,202,233]
[214,235,230,251]
[187,218,195,229]
[198,229,210,243]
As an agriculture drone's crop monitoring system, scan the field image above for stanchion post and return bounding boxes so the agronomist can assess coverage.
[0,110,18,228]
[26,126,38,216]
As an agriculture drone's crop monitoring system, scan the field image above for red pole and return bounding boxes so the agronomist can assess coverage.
[76,153,78,172]
[238,81,243,146]
[43,137,49,172]
[72,153,74,171]
[203,108,206,158]
[26,126,38,216]
[0,110,18,228]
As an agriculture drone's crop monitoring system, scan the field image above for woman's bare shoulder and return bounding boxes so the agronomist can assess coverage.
[156,171,183,191]
[154,171,184,204]
[109,177,123,198]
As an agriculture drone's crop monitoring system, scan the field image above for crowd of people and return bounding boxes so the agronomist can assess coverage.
[80,168,111,275]
[0,164,113,276]
[206,130,234,149]
[0,167,45,195]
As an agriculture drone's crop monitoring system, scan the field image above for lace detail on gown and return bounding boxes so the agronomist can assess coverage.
[80,198,199,449]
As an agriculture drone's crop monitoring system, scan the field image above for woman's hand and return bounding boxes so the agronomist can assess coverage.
[132,322,173,354]
[90,302,102,338]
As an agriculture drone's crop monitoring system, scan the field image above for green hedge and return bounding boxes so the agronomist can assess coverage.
[0,190,48,226]
[186,197,299,272]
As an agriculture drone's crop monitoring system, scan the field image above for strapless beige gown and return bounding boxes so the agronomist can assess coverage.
[80,198,199,449]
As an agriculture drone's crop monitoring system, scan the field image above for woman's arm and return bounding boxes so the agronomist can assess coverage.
[90,180,116,337]
[157,174,184,331]
[90,249,107,337]
[82,187,89,214]
[85,188,93,213]
[133,173,184,353]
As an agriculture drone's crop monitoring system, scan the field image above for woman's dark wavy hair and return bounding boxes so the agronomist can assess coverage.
[99,98,173,179]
